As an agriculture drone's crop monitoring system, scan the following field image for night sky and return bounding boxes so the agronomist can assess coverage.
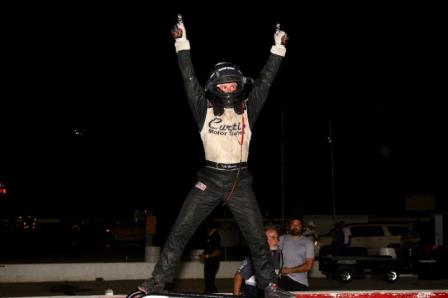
[1,3,446,220]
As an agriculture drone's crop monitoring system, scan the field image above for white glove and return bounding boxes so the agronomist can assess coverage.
[172,14,190,52]
[275,30,287,47]
[271,28,288,57]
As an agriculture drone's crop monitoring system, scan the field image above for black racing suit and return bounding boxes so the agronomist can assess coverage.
[150,50,283,290]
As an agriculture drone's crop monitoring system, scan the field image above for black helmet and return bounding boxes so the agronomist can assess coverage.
[205,62,253,115]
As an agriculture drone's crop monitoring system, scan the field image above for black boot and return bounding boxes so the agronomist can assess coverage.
[137,278,166,294]
[264,282,294,298]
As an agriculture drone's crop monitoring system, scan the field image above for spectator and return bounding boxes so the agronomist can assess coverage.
[199,220,221,293]
[234,227,281,297]
[278,217,315,291]
[330,221,345,256]
[341,221,351,247]
[303,221,319,243]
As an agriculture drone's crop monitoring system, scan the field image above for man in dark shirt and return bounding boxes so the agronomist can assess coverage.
[199,221,221,293]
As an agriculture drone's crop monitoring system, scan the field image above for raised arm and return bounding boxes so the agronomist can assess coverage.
[247,24,288,127]
[171,14,190,52]
[172,14,207,129]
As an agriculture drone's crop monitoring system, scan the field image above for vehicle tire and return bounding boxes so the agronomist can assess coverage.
[384,268,399,283]
[336,267,353,283]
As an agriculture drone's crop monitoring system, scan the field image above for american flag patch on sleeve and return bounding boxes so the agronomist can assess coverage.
[195,181,207,191]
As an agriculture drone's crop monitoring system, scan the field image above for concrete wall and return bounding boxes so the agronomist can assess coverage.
[0,261,324,283]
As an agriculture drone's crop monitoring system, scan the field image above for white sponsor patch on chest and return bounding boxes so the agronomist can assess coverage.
[195,181,207,191]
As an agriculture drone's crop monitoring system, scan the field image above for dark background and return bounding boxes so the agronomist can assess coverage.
[1,3,446,222]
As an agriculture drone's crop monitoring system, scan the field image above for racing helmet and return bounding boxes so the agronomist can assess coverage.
[205,62,253,115]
